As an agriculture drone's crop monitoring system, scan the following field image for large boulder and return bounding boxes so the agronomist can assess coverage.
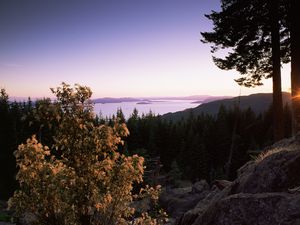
[176,138,300,225]
[231,149,300,194]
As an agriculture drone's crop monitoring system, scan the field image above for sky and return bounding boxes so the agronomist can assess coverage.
[0,0,291,99]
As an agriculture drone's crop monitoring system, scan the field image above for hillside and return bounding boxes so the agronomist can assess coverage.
[162,92,291,121]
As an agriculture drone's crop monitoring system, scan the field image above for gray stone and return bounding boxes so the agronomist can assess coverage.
[193,192,300,225]
[176,139,300,225]
[176,185,228,225]
[191,180,209,194]
[232,149,300,194]
[160,190,205,219]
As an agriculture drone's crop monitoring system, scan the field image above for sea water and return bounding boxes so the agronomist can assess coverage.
[93,100,200,118]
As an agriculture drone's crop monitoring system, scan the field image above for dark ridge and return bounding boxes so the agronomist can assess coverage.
[162,92,291,121]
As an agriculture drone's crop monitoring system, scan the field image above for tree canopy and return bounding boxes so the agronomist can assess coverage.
[201,0,290,87]
[201,0,295,141]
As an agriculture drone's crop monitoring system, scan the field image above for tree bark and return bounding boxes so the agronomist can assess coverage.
[290,0,300,135]
[269,0,284,141]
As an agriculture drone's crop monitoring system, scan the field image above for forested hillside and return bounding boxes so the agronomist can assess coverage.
[125,100,292,182]
[162,92,291,121]
[1,89,293,201]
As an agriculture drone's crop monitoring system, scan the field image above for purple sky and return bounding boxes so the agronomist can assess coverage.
[0,0,291,98]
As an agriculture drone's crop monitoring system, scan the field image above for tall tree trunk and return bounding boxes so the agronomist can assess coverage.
[290,0,300,135]
[269,0,284,141]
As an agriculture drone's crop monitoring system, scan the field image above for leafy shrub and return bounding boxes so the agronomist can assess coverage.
[9,83,166,225]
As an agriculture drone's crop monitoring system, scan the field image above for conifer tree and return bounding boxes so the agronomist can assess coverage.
[202,0,289,141]
[290,0,300,134]
[0,89,16,199]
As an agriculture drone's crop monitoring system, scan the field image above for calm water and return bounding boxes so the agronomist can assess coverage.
[93,100,200,118]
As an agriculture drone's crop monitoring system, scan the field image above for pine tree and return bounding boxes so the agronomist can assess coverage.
[290,0,300,134]
[0,89,17,200]
[202,0,289,141]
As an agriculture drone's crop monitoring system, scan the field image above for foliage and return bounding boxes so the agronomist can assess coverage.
[125,104,291,181]
[133,185,167,224]
[202,0,289,141]
[0,90,36,200]
[254,143,299,163]
[254,147,284,163]
[168,160,182,187]
[201,0,290,87]
[8,83,165,225]
[1,88,293,200]
[0,213,12,222]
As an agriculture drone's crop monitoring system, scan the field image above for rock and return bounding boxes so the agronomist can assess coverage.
[232,149,300,194]
[213,180,232,190]
[160,179,210,221]
[236,160,255,178]
[170,187,192,196]
[164,218,176,225]
[194,192,300,225]
[191,180,209,194]
[160,191,204,219]
[288,186,300,193]
[176,185,228,225]
[176,139,300,225]
[160,185,210,219]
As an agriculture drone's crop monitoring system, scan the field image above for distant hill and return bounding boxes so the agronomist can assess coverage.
[162,92,291,121]
[192,96,232,104]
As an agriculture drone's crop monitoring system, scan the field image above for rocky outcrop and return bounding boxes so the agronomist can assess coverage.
[176,137,300,225]
[160,181,210,219]
[231,148,300,194]
[176,185,225,225]
[194,192,300,225]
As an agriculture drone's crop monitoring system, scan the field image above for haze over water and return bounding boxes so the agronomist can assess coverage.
[94,100,199,118]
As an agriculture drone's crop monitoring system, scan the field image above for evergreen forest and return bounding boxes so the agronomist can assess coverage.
[0,88,293,200]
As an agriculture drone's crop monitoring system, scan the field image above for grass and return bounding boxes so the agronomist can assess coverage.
[254,143,299,163]
[254,148,284,163]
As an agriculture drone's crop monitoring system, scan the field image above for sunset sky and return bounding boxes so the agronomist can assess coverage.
[0,0,291,99]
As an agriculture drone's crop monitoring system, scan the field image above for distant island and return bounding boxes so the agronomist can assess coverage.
[137,101,152,105]
[92,97,141,104]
